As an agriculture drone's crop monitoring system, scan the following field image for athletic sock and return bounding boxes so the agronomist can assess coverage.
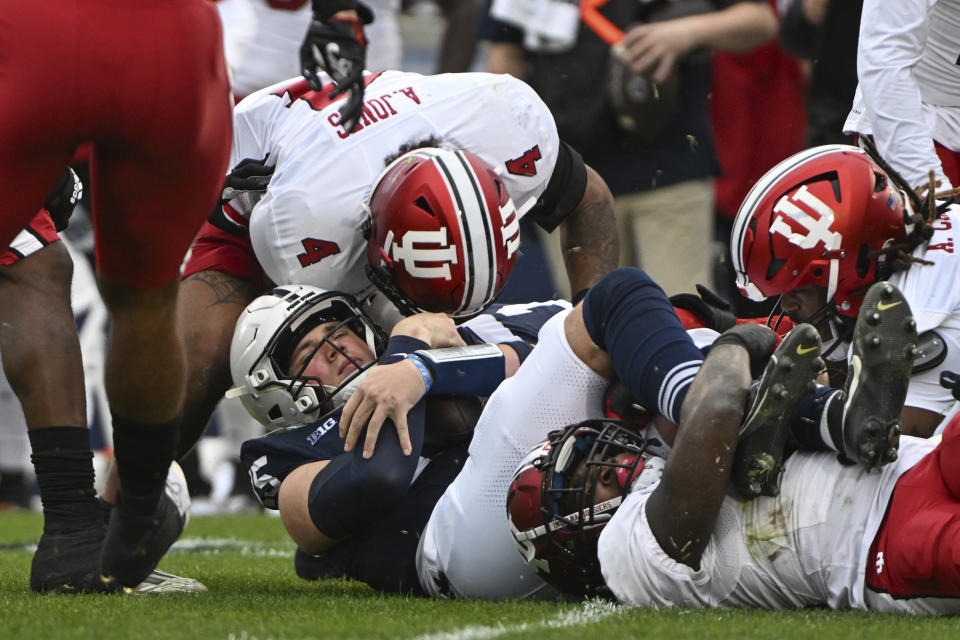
[112,413,180,516]
[582,267,704,424]
[28,426,101,533]
[787,386,844,452]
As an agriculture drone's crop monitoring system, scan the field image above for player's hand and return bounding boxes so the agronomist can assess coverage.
[221,155,274,201]
[299,9,371,134]
[340,360,428,458]
[670,284,738,333]
[44,167,83,232]
[390,312,465,348]
[620,20,699,84]
[712,323,778,371]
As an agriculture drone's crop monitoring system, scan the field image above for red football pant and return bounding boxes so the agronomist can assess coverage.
[866,415,960,597]
[0,0,232,289]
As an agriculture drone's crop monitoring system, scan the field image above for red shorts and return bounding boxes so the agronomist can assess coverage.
[866,414,960,598]
[182,220,268,288]
[0,210,59,266]
[0,0,232,289]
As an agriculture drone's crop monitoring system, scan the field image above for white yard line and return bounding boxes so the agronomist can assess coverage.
[170,537,295,558]
[410,599,625,640]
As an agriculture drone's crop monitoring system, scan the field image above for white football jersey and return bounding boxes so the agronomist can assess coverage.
[416,308,678,599]
[597,435,960,613]
[843,0,960,189]
[417,309,601,599]
[225,70,561,328]
[888,204,960,417]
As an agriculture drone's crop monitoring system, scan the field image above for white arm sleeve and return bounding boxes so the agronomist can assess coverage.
[847,0,948,190]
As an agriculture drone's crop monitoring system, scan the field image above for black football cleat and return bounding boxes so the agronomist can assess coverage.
[31,522,121,594]
[294,548,325,581]
[732,323,824,498]
[100,494,185,589]
[840,282,917,471]
[100,462,190,589]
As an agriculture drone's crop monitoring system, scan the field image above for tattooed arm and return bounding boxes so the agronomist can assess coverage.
[560,165,620,297]
[176,270,262,458]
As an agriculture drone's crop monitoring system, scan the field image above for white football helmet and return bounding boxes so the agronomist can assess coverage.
[227,285,387,429]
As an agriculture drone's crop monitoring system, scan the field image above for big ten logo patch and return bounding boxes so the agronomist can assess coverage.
[307,416,339,445]
[770,185,842,252]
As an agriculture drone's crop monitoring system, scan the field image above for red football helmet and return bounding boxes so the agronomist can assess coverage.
[730,144,908,317]
[506,420,651,598]
[365,147,521,318]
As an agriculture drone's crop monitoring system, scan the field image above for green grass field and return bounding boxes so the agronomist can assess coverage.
[2,510,959,639]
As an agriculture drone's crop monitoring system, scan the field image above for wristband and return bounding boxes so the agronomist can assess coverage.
[383,335,431,364]
[412,343,505,396]
[405,353,434,393]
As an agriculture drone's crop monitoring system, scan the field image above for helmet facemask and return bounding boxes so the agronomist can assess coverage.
[508,420,650,598]
[276,307,381,409]
[228,286,388,429]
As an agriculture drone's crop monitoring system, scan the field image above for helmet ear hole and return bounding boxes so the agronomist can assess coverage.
[856,243,872,278]
[874,171,888,192]
[267,405,283,422]
[765,255,786,280]
[413,195,434,216]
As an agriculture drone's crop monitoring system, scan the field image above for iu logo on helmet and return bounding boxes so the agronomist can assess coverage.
[385,228,458,279]
[769,185,843,251]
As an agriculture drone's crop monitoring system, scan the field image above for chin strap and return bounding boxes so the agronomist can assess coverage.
[767,297,852,361]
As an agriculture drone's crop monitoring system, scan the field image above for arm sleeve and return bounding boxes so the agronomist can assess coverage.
[852,0,949,189]
[524,141,588,233]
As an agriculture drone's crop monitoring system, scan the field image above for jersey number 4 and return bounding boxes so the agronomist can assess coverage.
[505,146,542,176]
[297,238,341,267]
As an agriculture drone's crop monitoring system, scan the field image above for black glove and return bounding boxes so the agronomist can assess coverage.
[44,167,83,232]
[670,284,738,333]
[299,7,372,134]
[209,155,274,235]
[221,155,274,202]
[712,323,778,373]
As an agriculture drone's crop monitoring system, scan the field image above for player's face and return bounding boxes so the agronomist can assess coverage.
[780,285,828,324]
[576,451,636,506]
[289,321,376,387]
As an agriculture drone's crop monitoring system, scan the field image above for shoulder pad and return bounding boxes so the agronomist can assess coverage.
[913,330,947,374]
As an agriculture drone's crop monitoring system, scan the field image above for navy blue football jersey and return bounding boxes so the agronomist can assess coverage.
[458,299,571,362]
[240,299,571,509]
[241,411,347,509]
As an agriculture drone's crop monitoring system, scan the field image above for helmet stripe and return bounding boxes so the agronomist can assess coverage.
[452,150,497,312]
[432,153,477,314]
[434,150,497,315]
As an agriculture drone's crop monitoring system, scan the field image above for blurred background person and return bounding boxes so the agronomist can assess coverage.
[779,0,862,148]
[710,0,808,316]
[480,0,778,297]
